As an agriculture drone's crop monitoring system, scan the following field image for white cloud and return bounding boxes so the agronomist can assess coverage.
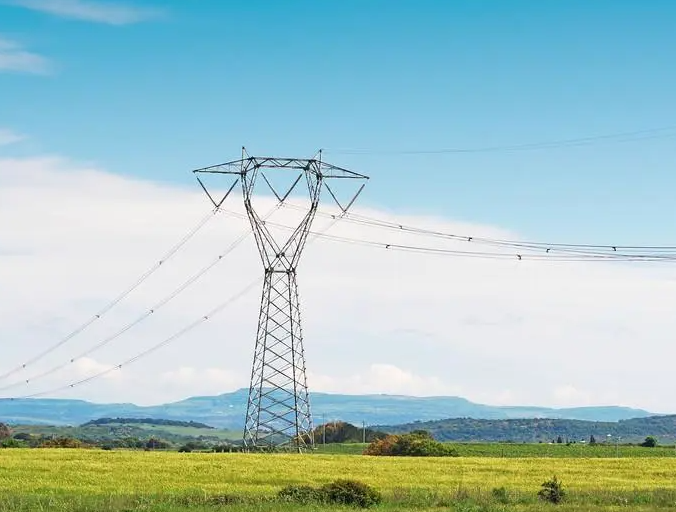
[159,367,239,398]
[552,385,592,407]
[0,37,50,74]
[6,0,161,25]
[309,364,462,397]
[0,128,25,146]
[0,155,675,412]
[71,356,122,380]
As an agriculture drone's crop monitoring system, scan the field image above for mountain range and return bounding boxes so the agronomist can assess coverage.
[0,388,658,427]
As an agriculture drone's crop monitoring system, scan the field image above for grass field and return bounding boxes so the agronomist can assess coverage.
[1,449,676,511]
[315,442,676,457]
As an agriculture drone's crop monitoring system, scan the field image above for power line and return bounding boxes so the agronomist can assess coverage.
[0,207,221,383]
[0,205,283,395]
[10,278,263,400]
[236,209,676,263]
[282,203,676,258]
[323,125,676,155]
[8,211,345,401]
[312,234,676,262]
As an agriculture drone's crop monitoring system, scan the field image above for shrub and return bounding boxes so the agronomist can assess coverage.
[278,480,381,508]
[321,479,382,508]
[145,438,171,450]
[39,437,83,448]
[1,438,24,448]
[641,436,657,448]
[538,475,565,504]
[364,432,458,457]
[278,484,324,504]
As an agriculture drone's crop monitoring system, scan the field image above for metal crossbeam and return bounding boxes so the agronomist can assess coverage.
[193,149,368,452]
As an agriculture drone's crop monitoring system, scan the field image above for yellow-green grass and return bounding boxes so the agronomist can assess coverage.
[1,449,676,498]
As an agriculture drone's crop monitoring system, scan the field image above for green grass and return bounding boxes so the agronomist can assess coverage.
[314,442,368,454]
[314,442,676,457]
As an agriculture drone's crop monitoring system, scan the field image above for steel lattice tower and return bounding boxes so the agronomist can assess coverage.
[193,150,368,451]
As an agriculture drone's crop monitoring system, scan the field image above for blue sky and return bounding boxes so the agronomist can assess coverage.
[2,0,676,244]
[2,1,676,409]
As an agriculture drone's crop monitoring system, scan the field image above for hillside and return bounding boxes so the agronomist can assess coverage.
[10,422,239,446]
[382,415,676,443]
[0,388,658,427]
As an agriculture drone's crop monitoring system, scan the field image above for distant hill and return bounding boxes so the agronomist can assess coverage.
[81,417,214,429]
[0,388,659,428]
[382,415,676,443]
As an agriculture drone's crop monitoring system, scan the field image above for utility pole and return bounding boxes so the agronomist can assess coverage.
[616,436,620,458]
[194,150,368,452]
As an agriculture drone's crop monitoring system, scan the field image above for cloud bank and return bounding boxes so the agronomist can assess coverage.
[0,155,675,412]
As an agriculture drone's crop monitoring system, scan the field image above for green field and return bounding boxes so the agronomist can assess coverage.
[315,441,676,457]
[2,449,676,511]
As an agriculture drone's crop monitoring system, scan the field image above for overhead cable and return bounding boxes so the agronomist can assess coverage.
[7,209,345,400]
[0,207,221,383]
[323,125,676,155]
[282,203,676,258]
[0,205,284,394]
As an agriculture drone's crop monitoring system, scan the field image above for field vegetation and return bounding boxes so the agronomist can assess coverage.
[1,449,676,511]
[314,441,676,457]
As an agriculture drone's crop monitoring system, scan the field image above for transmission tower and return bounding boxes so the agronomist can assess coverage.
[194,149,368,451]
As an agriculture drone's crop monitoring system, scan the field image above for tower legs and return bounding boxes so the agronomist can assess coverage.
[243,269,313,451]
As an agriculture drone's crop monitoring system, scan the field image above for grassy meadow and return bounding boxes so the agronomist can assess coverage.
[1,448,676,511]
[315,442,676,457]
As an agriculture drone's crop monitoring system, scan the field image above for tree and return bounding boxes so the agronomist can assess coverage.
[640,436,657,448]
[589,435,597,445]
[145,437,170,450]
[308,421,386,444]
[0,423,11,440]
[556,436,563,444]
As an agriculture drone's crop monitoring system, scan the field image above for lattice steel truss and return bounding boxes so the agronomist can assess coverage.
[193,149,368,451]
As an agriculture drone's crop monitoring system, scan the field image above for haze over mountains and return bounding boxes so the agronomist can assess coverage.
[0,389,657,427]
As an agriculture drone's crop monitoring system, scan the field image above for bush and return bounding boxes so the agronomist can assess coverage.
[278,484,324,504]
[1,438,24,448]
[538,475,566,504]
[39,437,83,449]
[278,480,381,508]
[364,432,458,457]
[145,438,171,450]
[321,479,382,508]
[641,436,657,448]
